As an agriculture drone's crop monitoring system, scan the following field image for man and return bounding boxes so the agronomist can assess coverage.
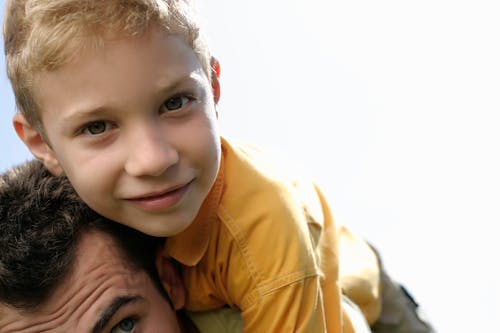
[0,160,208,332]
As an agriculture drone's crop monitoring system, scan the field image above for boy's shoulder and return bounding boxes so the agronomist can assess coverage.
[219,136,325,229]
[221,136,300,194]
[221,136,303,185]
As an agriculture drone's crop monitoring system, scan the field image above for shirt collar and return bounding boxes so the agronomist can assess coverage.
[164,150,225,266]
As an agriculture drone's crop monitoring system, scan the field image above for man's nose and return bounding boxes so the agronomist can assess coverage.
[124,124,179,177]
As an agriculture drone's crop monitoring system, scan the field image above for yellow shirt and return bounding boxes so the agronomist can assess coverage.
[164,138,380,332]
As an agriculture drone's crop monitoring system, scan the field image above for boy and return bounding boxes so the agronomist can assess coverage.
[3,1,431,332]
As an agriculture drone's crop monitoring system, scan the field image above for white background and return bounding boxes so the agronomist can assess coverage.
[1,1,499,331]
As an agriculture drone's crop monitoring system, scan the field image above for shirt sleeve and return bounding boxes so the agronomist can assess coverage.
[240,274,327,332]
[214,180,358,333]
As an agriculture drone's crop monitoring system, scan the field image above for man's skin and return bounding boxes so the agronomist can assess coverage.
[0,230,195,333]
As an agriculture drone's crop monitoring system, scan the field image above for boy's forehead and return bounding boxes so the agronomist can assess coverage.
[34,27,207,111]
[53,28,198,73]
[39,26,185,72]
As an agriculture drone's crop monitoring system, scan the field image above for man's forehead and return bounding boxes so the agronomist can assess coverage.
[73,230,124,270]
[0,231,145,333]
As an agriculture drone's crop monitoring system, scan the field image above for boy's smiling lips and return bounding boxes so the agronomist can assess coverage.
[125,180,194,212]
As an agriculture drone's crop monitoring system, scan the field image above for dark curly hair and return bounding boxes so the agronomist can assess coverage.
[0,160,164,310]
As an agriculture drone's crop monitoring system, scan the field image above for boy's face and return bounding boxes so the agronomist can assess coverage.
[20,27,221,237]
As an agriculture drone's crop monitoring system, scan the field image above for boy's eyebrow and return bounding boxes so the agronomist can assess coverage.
[157,73,204,97]
[90,295,143,333]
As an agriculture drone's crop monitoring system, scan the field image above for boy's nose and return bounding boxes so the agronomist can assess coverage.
[124,126,179,177]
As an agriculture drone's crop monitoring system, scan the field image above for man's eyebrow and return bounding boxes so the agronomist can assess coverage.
[91,295,144,333]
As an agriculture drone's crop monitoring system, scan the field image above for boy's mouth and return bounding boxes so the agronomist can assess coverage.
[126,181,193,211]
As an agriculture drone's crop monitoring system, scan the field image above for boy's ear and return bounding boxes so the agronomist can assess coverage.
[13,113,63,176]
[156,248,186,310]
[210,57,221,105]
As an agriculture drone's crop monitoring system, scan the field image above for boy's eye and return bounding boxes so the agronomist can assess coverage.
[161,95,191,113]
[110,317,135,333]
[83,121,112,135]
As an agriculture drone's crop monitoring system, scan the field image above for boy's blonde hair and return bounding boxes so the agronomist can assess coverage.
[3,0,211,133]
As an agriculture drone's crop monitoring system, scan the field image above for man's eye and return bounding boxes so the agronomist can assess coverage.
[111,318,135,333]
[161,95,191,112]
[83,121,111,135]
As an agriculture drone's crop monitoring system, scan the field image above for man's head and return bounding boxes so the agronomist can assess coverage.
[0,161,189,332]
[5,0,222,237]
